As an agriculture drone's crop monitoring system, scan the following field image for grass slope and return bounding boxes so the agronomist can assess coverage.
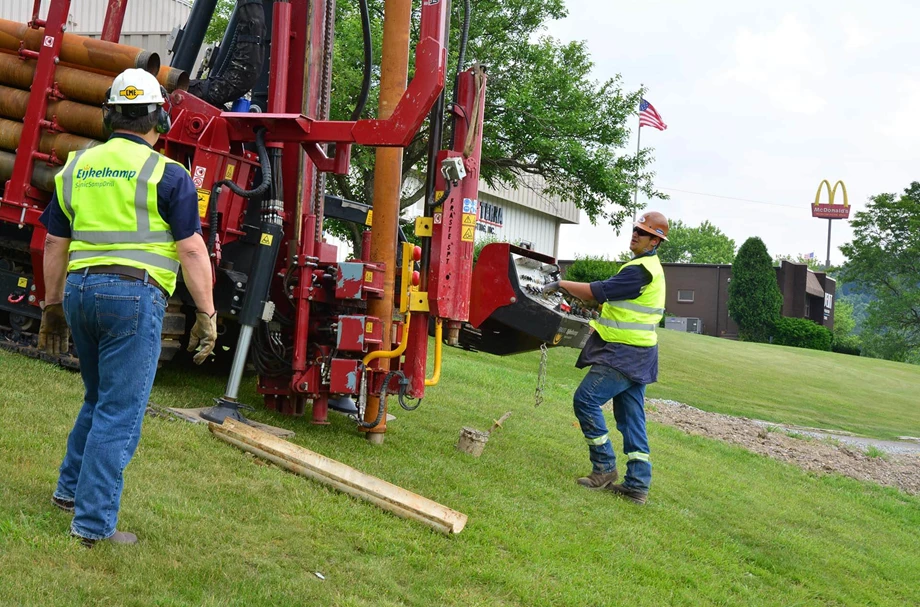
[1,333,919,606]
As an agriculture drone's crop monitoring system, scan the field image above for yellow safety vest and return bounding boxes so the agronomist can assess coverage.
[54,137,182,295]
[589,254,666,347]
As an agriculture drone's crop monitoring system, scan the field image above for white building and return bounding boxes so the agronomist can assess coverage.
[3,0,194,63]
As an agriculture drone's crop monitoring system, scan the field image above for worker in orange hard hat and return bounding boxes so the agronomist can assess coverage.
[542,210,669,505]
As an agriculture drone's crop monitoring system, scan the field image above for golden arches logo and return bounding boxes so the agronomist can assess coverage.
[812,179,850,219]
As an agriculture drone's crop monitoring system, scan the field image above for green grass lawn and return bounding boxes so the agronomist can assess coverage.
[1,332,919,606]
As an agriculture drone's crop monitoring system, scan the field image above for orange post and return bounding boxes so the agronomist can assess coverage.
[362,0,412,444]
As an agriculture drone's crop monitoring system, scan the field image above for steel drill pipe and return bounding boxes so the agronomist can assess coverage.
[0,150,59,192]
[0,118,100,158]
[0,53,113,105]
[0,85,106,140]
[157,65,190,92]
[0,18,159,75]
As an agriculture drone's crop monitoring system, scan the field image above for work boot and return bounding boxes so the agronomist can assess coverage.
[72,531,138,548]
[576,470,618,489]
[607,483,648,505]
[51,495,75,513]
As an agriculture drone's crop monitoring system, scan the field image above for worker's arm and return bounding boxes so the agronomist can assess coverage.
[557,280,596,303]
[176,233,215,316]
[42,234,71,305]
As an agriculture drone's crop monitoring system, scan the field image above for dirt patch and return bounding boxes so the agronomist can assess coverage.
[646,399,920,495]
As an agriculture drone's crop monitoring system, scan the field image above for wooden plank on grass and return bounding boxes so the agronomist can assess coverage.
[209,419,468,535]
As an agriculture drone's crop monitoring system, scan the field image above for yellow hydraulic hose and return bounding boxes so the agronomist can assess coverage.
[362,313,411,366]
[425,318,443,387]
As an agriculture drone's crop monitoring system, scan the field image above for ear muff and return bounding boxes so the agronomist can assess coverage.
[156,86,172,134]
[102,87,113,132]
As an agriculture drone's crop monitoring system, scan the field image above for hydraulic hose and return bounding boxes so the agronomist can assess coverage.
[208,128,271,254]
[355,370,403,428]
[449,0,471,148]
[351,0,373,121]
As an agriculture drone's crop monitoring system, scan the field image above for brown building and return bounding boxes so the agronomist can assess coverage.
[661,261,836,338]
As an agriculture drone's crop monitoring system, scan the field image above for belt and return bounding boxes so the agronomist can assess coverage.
[81,265,167,297]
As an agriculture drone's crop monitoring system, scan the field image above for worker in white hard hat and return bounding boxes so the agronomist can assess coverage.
[542,211,669,505]
[38,68,218,547]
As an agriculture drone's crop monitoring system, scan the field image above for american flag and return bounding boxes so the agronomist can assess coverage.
[639,98,667,131]
[805,252,815,260]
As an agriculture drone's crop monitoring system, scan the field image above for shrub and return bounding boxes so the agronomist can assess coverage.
[832,334,862,356]
[564,255,619,283]
[771,317,833,351]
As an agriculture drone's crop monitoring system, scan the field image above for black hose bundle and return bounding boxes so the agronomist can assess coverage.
[351,0,372,121]
[189,0,266,107]
[354,370,405,428]
[207,128,271,255]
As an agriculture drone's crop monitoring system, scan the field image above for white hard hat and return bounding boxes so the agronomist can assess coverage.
[107,68,165,106]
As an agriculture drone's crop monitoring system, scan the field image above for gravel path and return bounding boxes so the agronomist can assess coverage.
[646,399,920,495]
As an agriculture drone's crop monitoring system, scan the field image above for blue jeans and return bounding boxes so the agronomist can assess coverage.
[573,365,652,492]
[54,272,165,540]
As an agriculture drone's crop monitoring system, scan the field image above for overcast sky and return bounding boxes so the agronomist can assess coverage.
[549,0,920,263]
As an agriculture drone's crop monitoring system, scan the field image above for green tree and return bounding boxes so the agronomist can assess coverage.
[839,182,920,363]
[204,0,235,45]
[658,220,735,264]
[773,253,824,271]
[727,237,782,342]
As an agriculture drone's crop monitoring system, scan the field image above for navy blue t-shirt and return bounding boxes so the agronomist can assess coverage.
[575,251,661,385]
[39,133,202,241]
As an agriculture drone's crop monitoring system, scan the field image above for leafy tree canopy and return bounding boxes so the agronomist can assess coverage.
[773,253,824,272]
[727,237,782,343]
[658,219,736,264]
[839,182,920,363]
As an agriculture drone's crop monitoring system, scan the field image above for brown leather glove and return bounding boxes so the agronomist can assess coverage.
[188,311,217,364]
[38,303,69,357]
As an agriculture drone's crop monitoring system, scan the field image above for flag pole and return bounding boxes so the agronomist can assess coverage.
[633,97,642,223]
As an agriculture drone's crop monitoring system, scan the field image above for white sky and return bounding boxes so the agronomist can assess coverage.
[550,0,920,264]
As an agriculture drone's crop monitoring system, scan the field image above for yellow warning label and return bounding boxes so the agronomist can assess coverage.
[225,164,235,180]
[433,204,443,214]
[364,271,373,283]
[461,226,474,242]
[260,233,274,246]
[196,189,210,218]
[365,210,373,226]
[462,213,476,226]
[17,277,28,288]
[366,321,373,334]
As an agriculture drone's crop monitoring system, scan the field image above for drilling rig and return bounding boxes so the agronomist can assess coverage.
[0,0,592,441]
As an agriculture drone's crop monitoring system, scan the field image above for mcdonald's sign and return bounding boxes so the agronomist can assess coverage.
[812,180,850,219]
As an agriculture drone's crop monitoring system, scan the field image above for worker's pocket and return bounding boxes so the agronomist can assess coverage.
[95,294,140,338]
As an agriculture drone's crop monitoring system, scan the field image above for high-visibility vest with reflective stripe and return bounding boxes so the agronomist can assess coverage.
[54,137,182,295]
[589,254,666,347]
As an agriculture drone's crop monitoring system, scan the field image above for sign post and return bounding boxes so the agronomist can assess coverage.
[811,180,850,269]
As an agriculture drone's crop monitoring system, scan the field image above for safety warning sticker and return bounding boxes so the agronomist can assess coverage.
[461,226,474,242]
[197,189,210,217]
[462,198,477,214]
[433,212,443,224]
[260,233,274,246]
[365,210,373,226]
[18,277,28,288]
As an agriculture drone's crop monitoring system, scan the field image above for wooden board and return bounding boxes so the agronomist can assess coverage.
[210,419,467,535]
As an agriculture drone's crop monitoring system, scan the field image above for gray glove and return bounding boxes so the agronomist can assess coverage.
[188,311,217,364]
[541,281,561,296]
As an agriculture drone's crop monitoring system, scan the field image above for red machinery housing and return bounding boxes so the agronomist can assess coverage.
[0,0,488,438]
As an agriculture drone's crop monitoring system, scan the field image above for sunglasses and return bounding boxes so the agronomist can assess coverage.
[632,227,649,237]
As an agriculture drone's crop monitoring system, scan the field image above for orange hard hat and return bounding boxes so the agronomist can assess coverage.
[633,211,669,241]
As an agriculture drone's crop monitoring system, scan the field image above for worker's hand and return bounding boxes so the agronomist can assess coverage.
[38,303,69,357]
[188,311,217,364]
[541,281,562,296]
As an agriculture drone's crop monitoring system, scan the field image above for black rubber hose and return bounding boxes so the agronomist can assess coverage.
[355,370,402,428]
[449,0,471,148]
[351,0,373,121]
[207,128,271,254]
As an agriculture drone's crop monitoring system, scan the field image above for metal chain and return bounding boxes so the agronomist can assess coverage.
[534,342,549,407]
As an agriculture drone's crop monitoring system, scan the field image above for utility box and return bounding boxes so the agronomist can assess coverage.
[664,317,702,334]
